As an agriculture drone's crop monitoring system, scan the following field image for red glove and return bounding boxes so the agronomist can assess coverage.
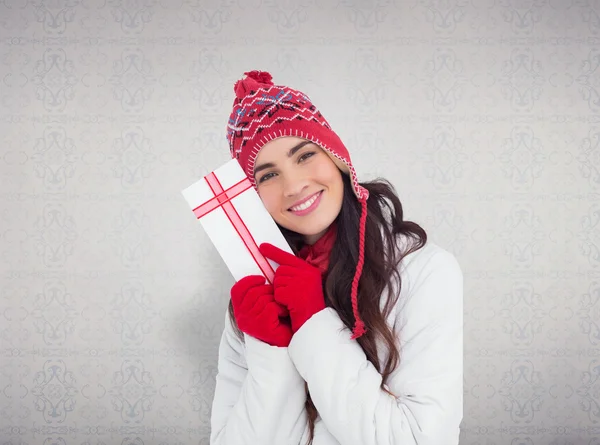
[230,275,293,347]
[259,243,326,334]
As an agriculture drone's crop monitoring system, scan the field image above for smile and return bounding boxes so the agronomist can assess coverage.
[288,191,323,216]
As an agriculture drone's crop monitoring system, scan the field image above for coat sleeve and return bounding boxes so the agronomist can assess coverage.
[210,309,308,445]
[287,249,464,445]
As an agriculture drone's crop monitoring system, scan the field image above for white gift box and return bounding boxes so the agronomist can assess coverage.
[181,159,293,283]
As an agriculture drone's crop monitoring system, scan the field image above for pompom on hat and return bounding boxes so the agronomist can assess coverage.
[226,70,368,339]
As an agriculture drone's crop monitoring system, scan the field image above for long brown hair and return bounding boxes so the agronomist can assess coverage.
[227,173,427,444]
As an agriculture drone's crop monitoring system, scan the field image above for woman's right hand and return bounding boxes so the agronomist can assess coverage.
[230,275,293,347]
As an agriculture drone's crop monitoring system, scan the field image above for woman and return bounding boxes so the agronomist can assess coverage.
[209,71,463,445]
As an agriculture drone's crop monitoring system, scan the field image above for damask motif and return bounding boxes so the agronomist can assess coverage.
[110,126,156,188]
[499,49,545,112]
[499,126,546,191]
[578,127,600,188]
[580,281,600,346]
[347,47,387,76]
[31,48,78,112]
[426,204,468,255]
[109,49,156,112]
[32,204,78,268]
[499,360,545,423]
[188,0,234,34]
[108,0,154,34]
[576,49,600,113]
[500,282,546,346]
[580,203,600,268]
[498,204,545,268]
[419,0,468,34]
[498,0,545,34]
[108,205,152,268]
[190,82,229,114]
[109,280,156,346]
[188,125,224,177]
[31,360,78,423]
[339,0,393,34]
[422,125,468,188]
[109,360,157,423]
[31,126,77,191]
[581,2,600,35]
[187,360,216,414]
[576,360,600,424]
[347,81,387,114]
[190,47,231,76]
[30,281,78,346]
[263,0,311,34]
[32,0,78,34]
[422,48,467,112]
[270,47,310,80]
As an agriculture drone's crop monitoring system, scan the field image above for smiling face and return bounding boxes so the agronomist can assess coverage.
[254,136,344,245]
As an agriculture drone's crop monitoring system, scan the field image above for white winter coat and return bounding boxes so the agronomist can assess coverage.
[209,240,464,445]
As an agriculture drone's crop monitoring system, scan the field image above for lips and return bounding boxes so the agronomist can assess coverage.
[288,191,323,216]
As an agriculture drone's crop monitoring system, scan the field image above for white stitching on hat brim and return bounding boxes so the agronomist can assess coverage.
[246,128,368,201]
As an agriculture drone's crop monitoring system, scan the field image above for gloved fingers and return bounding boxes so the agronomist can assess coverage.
[263,300,290,323]
[244,289,277,317]
[231,275,266,308]
[260,243,307,268]
[272,285,295,306]
[238,284,272,312]
[273,274,292,289]
[275,302,290,318]
[250,299,285,328]
[273,265,302,278]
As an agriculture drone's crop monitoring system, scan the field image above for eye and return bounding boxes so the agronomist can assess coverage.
[299,151,315,162]
[258,172,276,183]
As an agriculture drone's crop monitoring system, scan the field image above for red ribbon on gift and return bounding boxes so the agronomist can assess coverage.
[192,174,276,284]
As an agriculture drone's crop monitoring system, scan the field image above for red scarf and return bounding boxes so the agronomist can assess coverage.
[297,223,337,274]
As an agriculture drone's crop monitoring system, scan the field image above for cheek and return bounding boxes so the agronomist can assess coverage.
[319,163,343,191]
[313,161,338,184]
[323,167,344,207]
[332,177,344,205]
[258,188,282,216]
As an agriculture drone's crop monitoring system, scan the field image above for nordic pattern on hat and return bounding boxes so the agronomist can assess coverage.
[226,71,367,202]
[227,88,326,156]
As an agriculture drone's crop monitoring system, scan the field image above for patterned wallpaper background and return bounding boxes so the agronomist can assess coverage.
[0,1,599,444]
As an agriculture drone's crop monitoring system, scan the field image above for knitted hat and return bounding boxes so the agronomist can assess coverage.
[226,70,368,339]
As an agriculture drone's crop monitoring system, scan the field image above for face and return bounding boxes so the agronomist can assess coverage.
[254,136,344,245]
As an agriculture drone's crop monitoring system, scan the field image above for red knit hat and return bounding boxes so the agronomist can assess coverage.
[226,70,368,339]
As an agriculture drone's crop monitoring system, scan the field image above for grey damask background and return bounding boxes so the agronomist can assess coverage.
[0,1,599,444]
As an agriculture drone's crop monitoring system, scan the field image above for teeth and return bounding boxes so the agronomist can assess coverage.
[291,193,319,211]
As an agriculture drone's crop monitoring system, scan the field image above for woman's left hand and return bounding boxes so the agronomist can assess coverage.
[259,243,326,334]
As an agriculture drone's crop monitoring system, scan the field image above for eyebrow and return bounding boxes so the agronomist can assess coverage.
[253,140,313,177]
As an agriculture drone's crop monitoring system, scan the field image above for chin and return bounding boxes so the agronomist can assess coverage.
[298,226,327,238]
[286,217,334,241]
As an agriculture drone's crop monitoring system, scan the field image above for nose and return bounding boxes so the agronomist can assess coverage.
[282,170,309,199]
